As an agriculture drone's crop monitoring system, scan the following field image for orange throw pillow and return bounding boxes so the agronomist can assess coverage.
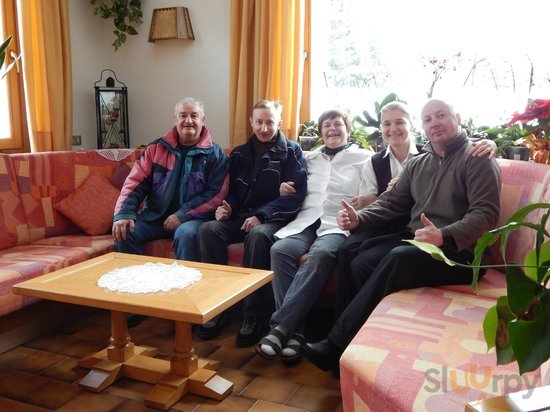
[54,174,120,236]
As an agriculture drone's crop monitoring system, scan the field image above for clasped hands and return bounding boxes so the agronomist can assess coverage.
[336,200,444,246]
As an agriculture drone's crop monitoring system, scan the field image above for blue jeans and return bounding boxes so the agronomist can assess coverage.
[115,216,205,261]
[270,222,346,334]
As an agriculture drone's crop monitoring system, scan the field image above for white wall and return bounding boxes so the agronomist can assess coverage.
[69,0,230,150]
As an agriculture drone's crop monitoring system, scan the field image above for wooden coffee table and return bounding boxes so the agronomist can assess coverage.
[12,252,273,410]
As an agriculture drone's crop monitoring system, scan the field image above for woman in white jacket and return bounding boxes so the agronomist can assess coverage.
[256,103,497,363]
[255,108,375,362]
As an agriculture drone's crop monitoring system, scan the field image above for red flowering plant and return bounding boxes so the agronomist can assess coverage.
[482,99,550,161]
[506,99,550,138]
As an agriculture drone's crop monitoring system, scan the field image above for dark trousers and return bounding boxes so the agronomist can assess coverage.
[336,227,403,317]
[329,230,477,349]
[198,218,285,320]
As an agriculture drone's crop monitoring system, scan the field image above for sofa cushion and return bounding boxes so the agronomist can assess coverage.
[340,287,542,412]
[54,174,120,236]
[0,244,97,316]
[142,239,245,266]
[0,154,30,250]
[438,269,506,300]
[11,150,140,242]
[489,159,550,266]
[32,234,115,256]
[110,162,132,190]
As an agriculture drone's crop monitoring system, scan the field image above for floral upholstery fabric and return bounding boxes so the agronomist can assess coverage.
[0,244,99,316]
[339,288,542,412]
[340,159,550,412]
[1,150,139,316]
[32,234,115,255]
[143,239,244,267]
[0,154,29,250]
[11,150,139,242]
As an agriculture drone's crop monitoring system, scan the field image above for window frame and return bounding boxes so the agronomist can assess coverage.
[1,0,26,152]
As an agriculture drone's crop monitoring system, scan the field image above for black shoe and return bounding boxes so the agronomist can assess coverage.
[236,317,268,347]
[127,314,145,328]
[198,311,232,340]
[303,338,342,372]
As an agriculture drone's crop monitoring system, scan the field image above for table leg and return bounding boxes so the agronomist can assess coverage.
[144,320,233,409]
[79,310,133,392]
[107,310,135,361]
[171,321,197,376]
[79,314,234,409]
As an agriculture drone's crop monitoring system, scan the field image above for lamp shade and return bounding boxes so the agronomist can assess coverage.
[148,7,195,42]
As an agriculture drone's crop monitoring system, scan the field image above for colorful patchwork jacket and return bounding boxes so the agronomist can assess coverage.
[225,131,307,222]
[114,126,229,223]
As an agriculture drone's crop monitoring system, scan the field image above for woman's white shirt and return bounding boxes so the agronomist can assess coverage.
[275,144,374,239]
[362,140,419,194]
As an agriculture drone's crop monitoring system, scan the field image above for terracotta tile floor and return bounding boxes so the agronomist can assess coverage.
[0,309,342,411]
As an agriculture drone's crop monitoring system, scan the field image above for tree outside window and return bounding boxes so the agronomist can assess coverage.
[310,0,550,130]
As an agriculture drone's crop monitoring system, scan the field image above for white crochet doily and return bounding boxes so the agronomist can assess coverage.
[96,148,134,161]
[97,262,202,293]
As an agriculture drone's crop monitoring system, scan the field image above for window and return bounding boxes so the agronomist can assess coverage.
[310,0,550,129]
[1,0,25,152]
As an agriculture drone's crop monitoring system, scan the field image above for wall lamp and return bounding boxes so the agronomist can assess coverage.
[148,7,195,42]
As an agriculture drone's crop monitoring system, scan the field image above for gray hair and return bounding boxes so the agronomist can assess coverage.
[174,97,205,116]
[318,109,352,133]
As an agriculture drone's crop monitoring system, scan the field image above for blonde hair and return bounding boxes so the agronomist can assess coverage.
[252,100,283,117]
[380,101,412,123]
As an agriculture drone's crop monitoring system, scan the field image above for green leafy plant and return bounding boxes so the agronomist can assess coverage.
[1,35,21,79]
[0,36,10,72]
[297,120,321,151]
[408,203,550,374]
[479,100,550,159]
[352,92,405,151]
[298,120,320,138]
[91,0,143,51]
[481,124,532,155]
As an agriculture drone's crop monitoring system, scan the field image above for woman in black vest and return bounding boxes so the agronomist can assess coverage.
[335,101,496,316]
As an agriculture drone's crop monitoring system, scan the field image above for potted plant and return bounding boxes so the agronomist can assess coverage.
[408,202,550,374]
[507,99,550,164]
[482,100,550,163]
[481,123,532,161]
[91,0,143,51]
[297,120,320,151]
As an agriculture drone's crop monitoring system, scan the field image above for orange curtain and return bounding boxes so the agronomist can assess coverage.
[230,0,307,147]
[17,0,72,152]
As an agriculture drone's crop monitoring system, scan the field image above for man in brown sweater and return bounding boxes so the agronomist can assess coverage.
[303,98,502,373]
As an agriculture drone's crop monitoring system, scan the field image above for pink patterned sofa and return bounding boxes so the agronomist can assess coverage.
[2,150,548,410]
[339,159,550,411]
[0,148,245,319]
[0,149,142,317]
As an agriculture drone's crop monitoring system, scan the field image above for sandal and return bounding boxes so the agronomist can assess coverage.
[281,332,305,364]
[255,327,287,360]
